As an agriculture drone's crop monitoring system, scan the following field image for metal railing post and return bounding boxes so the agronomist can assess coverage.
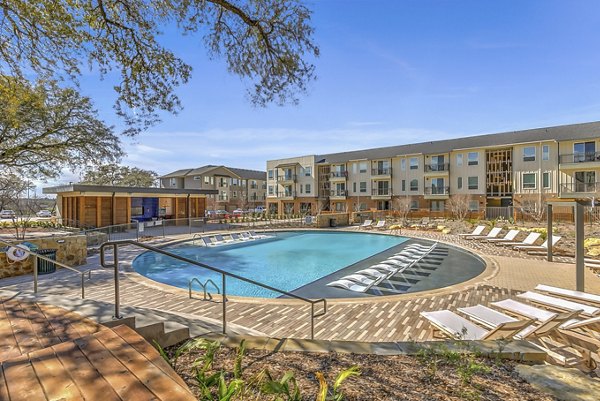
[113,243,121,319]
[81,273,85,299]
[33,254,38,294]
[222,273,227,334]
[136,221,140,241]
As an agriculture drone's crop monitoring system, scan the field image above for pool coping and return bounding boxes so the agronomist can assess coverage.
[121,227,499,306]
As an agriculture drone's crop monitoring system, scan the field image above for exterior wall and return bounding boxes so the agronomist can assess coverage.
[449,149,486,196]
[393,155,424,196]
[512,141,559,196]
[266,155,316,214]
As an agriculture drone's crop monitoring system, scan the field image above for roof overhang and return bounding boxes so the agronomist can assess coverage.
[43,184,217,197]
[274,162,301,168]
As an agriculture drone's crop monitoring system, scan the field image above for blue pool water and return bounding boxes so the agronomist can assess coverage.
[133,231,408,298]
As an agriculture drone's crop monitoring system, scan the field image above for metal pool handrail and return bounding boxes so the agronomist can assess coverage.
[0,239,91,299]
[189,277,220,300]
[100,240,327,339]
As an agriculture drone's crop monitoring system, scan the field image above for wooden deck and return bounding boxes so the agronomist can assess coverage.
[0,298,196,400]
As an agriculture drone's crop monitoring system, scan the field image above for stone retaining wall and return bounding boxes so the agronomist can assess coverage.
[0,235,87,279]
[315,213,349,228]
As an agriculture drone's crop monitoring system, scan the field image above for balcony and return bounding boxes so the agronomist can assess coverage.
[276,190,296,199]
[424,163,450,175]
[371,168,392,177]
[424,186,450,199]
[559,152,600,169]
[330,189,348,199]
[371,188,391,199]
[330,171,348,181]
[560,182,600,197]
[277,174,297,182]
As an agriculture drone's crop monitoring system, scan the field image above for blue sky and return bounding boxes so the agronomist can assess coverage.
[65,0,600,181]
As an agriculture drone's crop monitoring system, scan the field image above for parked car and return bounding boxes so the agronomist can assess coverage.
[254,206,266,213]
[216,210,229,218]
[0,210,16,219]
[36,210,52,218]
[232,209,246,216]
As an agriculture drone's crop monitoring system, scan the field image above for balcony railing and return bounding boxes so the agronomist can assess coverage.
[330,189,348,197]
[277,174,297,182]
[424,163,450,173]
[424,186,450,195]
[560,152,600,164]
[372,188,391,196]
[330,171,348,178]
[561,182,600,194]
[276,191,296,198]
[371,168,392,176]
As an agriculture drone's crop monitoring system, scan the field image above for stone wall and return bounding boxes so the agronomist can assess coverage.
[0,235,87,279]
[315,213,350,228]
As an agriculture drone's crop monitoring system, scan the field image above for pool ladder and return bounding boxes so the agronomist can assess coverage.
[189,277,221,300]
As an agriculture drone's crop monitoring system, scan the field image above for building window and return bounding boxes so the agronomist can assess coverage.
[204,176,210,184]
[169,178,177,187]
[268,169,274,179]
[543,172,550,188]
[542,145,550,161]
[468,200,479,211]
[401,159,406,171]
[523,146,536,162]
[467,152,478,166]
[304,166,312,176]
[268,185,274,195]
[410,200,419,210]
[193,175,201,180]
[359,202,367,211]
[359,182,367,193]
[409,157,418,170]
[401,180,406,192]
[410,179,418,191]
[430,200,444,211]
[457,176,463,189]
[299,185,303,194]
[232,191,237,198]
[335,202,345,212]
[523,173,537,189]
[353,182,356,192]
[359,162,367,173]
[468,176,478,190]
[305,184,311,193]
[457,153,463,166]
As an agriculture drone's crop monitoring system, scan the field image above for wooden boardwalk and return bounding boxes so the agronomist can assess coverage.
[0,298,196,401]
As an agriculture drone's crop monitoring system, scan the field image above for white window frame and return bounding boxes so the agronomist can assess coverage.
[467,152,478,166]
[542,145,550,161]
[467,176,478,190]
[457,176,463,189]
[410,179,418,191]
[523,146,536,162]
[456,153,463,166]
[542,172,551,189]
[409,157,419,170]
[359,162,367,173]
[305,183,311,193]
[522,173,537,189]
[359,181,367,193]
[401,159,406,171]
[304,166,312,176]
[468,200,479,211]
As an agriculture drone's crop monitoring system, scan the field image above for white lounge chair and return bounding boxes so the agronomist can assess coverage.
[354,268,393,280]
[215,234,235,243]
[517,291,600,317]
[240,232,254,241]
[326,279,372,293]
[457,225,485,238]
[420,310,531,341]
[249,230,268,239]
[491,298,557,321]
[201,237,215,247]
[514,236,561,252]
[466,227,502,240]
[497,232,541,247]
[373,220,386,230]
[483,229,520,243]
[359,219,373,229]
[340,273,379,285]
[535,284,600,306]
[366,264,402,274]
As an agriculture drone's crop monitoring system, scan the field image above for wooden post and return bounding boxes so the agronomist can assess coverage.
[126,197,131,222]
[78,197,84,224]
[96,197,102,228]
[112,194,117,225]
[546,203,553,262]
[575,202,585,291]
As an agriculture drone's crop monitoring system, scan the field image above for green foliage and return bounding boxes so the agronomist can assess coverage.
[316,366,360,401]
[0,0,318,134]
[0,77,121,177]
[81,165,158,187]
[256,369,301,401]
[233,340,246,380]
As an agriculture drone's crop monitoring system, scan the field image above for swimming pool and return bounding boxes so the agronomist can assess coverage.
[133,231,408,298]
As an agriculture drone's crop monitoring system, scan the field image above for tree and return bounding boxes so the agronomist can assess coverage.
[0,77,122,177]
[1,0,318,134]
[520,198,546,223]
[0,173,29,211]
[81,165,158,187]
[447,194,472,220]
[393,197,412,222]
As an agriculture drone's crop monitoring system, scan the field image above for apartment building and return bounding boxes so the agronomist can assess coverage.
[266,121,600,216]
[160,165,267,212]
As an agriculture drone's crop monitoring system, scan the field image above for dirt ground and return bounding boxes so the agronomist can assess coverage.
[170,344,557,401]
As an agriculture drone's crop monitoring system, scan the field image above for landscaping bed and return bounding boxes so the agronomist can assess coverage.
[165,339,556,401]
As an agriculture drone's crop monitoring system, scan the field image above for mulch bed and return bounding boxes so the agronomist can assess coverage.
[169,343,556,401]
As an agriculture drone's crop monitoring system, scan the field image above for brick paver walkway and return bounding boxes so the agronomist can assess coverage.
[1,230,599,342]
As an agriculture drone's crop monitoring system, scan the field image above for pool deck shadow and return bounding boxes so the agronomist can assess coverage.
[287,238,485,299]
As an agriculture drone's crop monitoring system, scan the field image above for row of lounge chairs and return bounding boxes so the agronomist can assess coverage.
[326,243,437,293]
[458,225,562,254]
[421,284,600,368]
[359,219,387,230]
[200,231,268,247]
